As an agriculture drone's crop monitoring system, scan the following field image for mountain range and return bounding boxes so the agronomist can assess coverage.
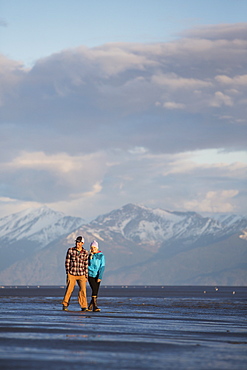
[0,206,84,272]
[0,204,246,286]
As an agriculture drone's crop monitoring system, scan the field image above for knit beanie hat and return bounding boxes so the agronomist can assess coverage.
[90,240,98,249]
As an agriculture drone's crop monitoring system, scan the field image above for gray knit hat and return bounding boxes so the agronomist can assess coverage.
[90,240,98,249]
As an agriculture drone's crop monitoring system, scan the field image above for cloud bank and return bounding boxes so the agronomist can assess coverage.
[0,23,246,219]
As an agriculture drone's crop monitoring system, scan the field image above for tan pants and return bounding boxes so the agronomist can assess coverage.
[62,273,87,308]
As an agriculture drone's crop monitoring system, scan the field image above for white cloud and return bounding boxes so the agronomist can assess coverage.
[191,149,247,165]
[0,55,26,106]
[70,182,103,199]
[0,147,246,219]
[0,150,108,205]
[181,23,247,41]
[0,197,16,203]
[182,190,239,213]
[215,74,247,86]
[128,146,148,155]
[4,150,106,173]
[163,101,185,110]
[0,23,247,218]
[152,73,212,90]
[0,198,43,219]
[160,152,247,179]
[210,91,233,107]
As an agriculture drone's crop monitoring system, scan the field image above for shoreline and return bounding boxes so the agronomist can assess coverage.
[0,285,246,298]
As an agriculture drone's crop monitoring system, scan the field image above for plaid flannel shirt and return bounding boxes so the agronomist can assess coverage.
[65,247,88,277]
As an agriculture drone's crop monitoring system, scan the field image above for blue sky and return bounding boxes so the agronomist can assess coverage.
[1,0,247,66]
[0,0,247,220]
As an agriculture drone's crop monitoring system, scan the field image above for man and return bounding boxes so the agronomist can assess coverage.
[62,236,88,311]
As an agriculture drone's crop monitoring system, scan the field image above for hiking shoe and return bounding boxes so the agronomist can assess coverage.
[62,305,68,311]
[93,307,101,312]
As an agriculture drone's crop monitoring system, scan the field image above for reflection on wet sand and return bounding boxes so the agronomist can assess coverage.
[0,286,246,369]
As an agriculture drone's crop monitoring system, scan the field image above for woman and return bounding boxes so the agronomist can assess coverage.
[87,240,105,312]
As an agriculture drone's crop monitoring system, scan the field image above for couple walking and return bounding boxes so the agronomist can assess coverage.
[62,236,105,312]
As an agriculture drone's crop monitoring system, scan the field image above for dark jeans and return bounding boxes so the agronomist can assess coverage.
[88,276,101,296]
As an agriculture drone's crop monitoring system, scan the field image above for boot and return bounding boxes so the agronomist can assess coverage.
[87,298,93,311]
[92,295,101,312]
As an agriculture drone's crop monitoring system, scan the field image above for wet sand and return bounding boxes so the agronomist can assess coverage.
[0,286,246,369]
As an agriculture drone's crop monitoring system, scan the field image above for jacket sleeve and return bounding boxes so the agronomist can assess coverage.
[97,254,105,280]
[65,249,71,274]
[83,250,88,279]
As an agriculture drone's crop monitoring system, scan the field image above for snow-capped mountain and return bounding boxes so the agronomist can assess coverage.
[0,206,85,273]
[0,206,85,247]
[203,212,247,234]
[81,203,246,246]
[0,203,246,286]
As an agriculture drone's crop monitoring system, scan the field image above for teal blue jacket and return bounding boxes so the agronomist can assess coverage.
[88,252,105,280]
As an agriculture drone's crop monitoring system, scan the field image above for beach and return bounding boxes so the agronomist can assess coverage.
[0,286,246,369]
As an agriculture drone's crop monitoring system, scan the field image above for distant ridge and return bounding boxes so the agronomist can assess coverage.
[0,206,85,271]
[0,203,246,286]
